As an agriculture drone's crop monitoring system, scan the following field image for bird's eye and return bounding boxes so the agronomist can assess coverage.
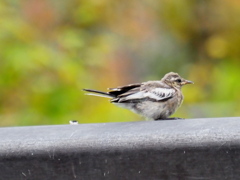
[176,79,182,83]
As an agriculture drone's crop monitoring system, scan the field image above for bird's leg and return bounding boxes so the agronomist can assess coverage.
[166,117,184,120]
[155,117,184,121]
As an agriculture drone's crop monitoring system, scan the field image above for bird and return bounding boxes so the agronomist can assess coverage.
[83,72,193,120]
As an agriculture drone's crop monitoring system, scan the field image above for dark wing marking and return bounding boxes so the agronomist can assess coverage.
[108,83,142,97]
[112,87,175,103]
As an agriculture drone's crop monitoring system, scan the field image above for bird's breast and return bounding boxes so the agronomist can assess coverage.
[177,91,184,107]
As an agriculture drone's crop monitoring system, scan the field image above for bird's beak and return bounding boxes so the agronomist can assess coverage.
[181,80,194,85]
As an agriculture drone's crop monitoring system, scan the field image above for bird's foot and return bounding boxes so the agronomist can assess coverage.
[166,117,184,120]
[155,117,184,121]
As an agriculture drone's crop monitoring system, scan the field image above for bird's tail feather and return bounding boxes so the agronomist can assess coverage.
[83,89,114,98]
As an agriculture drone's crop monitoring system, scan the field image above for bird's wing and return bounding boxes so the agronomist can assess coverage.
[144,88,175,101]
[108,83,142,97]
[109,83,142,92]
[114,87,175,103]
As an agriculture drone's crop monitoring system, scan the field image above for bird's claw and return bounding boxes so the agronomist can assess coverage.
[155,117,184,121]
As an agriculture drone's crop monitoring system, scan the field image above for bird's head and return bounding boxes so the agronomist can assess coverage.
[162,72,194,89]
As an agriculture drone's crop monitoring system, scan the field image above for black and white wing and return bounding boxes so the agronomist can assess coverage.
[113,87,175,103]
[144,88,175,101]
[84,80,175,103]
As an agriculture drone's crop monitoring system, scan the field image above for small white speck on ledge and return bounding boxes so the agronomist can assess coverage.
[69,120,79,125]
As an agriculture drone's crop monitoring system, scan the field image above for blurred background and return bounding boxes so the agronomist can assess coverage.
[0,0,240,126]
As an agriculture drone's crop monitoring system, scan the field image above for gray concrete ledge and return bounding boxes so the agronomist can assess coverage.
[0,117,240,179]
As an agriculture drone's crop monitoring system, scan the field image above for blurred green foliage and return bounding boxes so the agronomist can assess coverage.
[0,0,240,126]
